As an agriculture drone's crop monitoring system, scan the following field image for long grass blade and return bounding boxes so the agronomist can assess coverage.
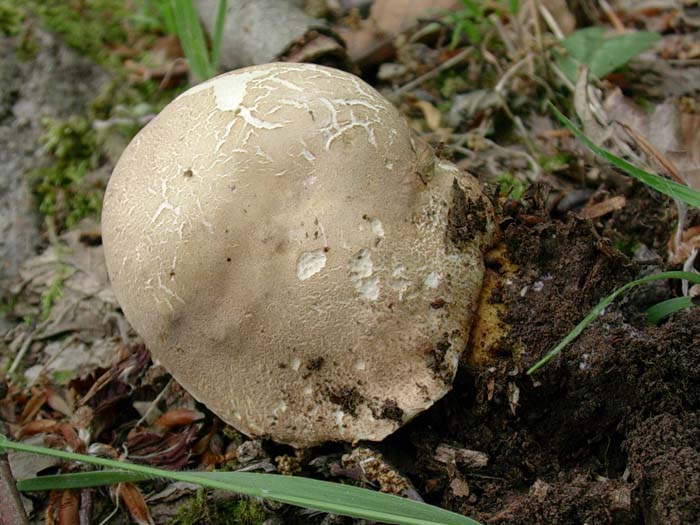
[1,438,480,525]
[527,271,700,374]
[17,470,152,491]
[549,104,700,208]
[210,0,227,73]
[170,0,213,81]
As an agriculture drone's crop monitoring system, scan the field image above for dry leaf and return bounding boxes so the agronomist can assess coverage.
[450,477,470,498]
[370,0,460,36]
[579,196,627,219]
[57,490,79,525]
[414,100,443,132]
[154,408,204,430]
[118,483,154,525]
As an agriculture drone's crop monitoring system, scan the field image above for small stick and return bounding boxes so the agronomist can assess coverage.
[394,48,473,96]
[599,0,626,33]
[0,453,29,525]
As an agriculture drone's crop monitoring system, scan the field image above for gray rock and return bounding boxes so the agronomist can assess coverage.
[0,29,109,298]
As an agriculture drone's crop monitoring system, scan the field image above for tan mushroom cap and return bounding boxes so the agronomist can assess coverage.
[102,63,495,447]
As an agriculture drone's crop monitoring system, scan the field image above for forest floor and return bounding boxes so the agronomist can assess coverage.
[1,1,699,524]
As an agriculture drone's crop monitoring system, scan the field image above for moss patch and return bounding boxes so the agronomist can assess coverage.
[172,489,268,525]
[23,0,130,64]
[26,116,102,231]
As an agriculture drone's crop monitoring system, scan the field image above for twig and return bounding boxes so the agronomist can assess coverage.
[538,2,564,40]
[490,13,515,55]
[394,48,473,96]
[682,248,698,297]
[599,0,626,33]
[135,378,173,428]
[529,0,548,77]
[8,334,33,376]
[0,453,29,525]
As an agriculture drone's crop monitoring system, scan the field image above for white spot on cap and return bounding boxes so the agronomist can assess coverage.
[348,249,380,300]
[354,359,366,371]
[424,272,441,289]
[303,385,313,395]
[357,275,380,301]
[180,69,271,112]
[273,400,287,414]
[297,250,327,280]
[348,249,373,279]
[333,410,345,427]
[370,219,384,237]
[291,356,301,371]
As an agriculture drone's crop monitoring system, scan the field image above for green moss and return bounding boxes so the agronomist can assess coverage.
[497,172,527,200]
[172,489,268,525]
[24,0,130,64]
[40,269,65,320]
[538,153,571,173]
[27,116,102,231]
[16,26,40,61]
[0,0,23,36]
[613,238,640,258]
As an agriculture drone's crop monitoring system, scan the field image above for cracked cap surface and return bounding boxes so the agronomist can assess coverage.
[102,63,495,446]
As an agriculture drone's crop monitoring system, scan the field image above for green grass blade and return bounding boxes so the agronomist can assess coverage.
[527,271,700,374]
[210,0,227,73]
[646,296,697,324]
[170,0,213,81]
[549,104,700,208]
[1,438,481,525]
[156,0,177,34]
[17,470,152,491]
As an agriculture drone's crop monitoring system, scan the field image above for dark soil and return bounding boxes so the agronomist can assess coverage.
[376,185,700,524]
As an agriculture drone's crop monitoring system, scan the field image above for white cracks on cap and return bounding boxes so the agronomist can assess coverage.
[145,270,185,311]
[290,356,301,371]
[318,97,380,151]
[296,249,327,281]
[150,178,181,224]
[180,64,390,165]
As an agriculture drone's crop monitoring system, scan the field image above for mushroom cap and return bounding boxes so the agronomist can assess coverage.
[102,63,495,447]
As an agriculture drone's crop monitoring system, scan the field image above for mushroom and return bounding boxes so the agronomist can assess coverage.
[102,63,496,447]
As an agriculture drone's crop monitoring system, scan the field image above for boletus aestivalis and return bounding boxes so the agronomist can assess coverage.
[102,63,496,447]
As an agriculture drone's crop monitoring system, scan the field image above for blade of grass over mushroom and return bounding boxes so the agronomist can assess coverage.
[210,0,227,72]
[527,271,700,374]
[0,438,481,525]
[646,296,699,324]
[168,0,214,81]
[548,104,700,208]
